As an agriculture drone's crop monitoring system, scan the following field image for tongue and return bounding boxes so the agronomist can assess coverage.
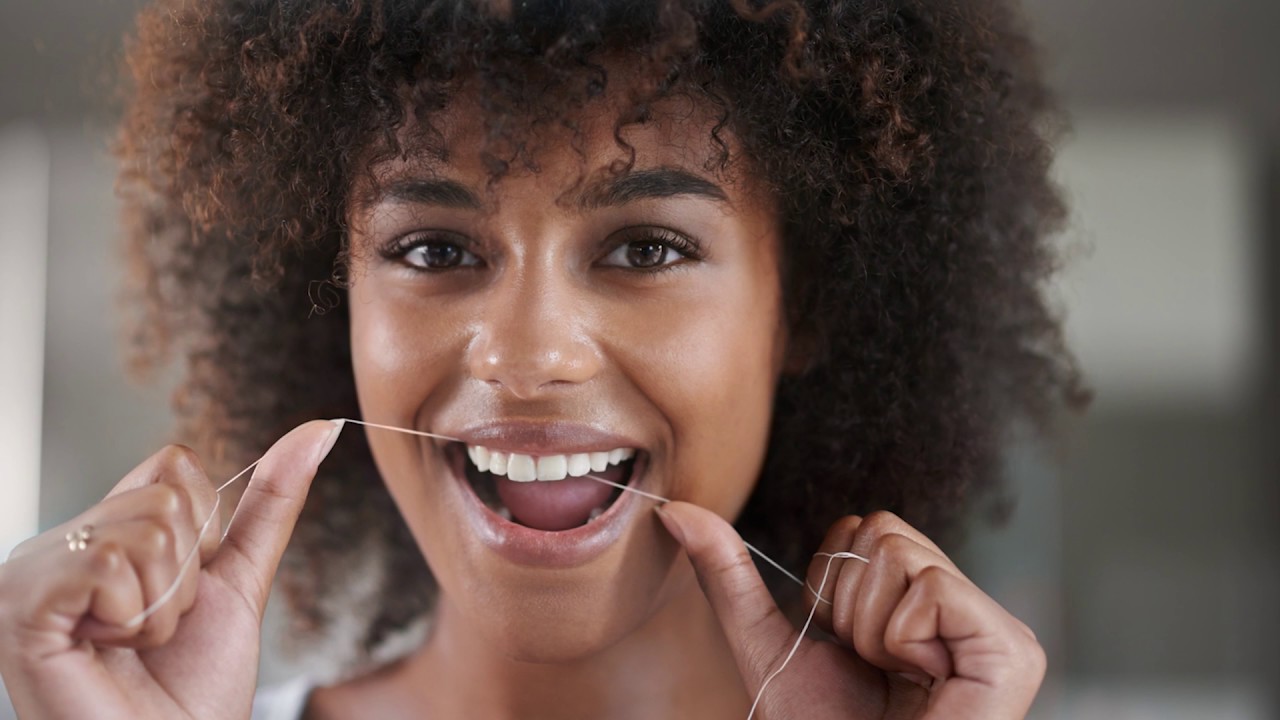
[495,477,615,531]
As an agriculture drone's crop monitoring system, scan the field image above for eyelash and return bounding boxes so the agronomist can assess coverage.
[379,228,706,274]
[602,228,705,273]
[379,232,482,272]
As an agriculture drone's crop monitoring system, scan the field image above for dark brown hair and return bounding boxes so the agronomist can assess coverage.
[116,0,1086,661]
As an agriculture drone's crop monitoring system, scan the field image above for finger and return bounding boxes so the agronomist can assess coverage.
[97,445,220,563]
[73,543,146,645]
[17,476,219,565]
[806,515,863,633]
[807,512,970,689]
[207,420,343,614]
[2,534,143,654]
[83,520,190,648]
[105,444,203,498]
[829,512,961,647]
[889,567,1045,720]
[849,511,952,567]
[654,501,798,691]
[846,532,963,674]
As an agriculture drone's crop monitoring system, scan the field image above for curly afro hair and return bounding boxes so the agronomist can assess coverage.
[115,0,1086,664]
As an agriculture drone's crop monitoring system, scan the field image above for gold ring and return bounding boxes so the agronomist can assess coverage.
[66,525,93,552]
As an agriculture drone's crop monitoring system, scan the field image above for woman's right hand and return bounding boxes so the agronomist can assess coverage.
[0,420,341,720]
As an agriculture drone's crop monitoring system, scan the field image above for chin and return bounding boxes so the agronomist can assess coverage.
[434,523,687,667]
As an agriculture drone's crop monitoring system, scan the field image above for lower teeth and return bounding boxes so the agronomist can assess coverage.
[588,507,603,521]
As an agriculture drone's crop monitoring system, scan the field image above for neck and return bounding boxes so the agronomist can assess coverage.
[394,562,748,720]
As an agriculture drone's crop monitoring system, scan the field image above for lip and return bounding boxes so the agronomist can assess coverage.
[446,420,643,456]
[443,427,652,568]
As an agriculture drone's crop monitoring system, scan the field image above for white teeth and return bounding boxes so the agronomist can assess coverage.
[535,455,568,481]
[507,453,537,482]
[589,452,609,472]
[566,453,592,477]
[489,451,508,475]
[471,445,491,472]
[498,507,512,521]
[588,507,603,521]
[465,444,636,482]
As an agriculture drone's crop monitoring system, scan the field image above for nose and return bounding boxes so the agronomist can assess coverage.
[467,272,603,398]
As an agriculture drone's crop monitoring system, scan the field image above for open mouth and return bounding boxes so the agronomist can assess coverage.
[449,442,640,532]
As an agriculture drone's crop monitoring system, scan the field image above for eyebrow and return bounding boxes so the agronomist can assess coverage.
[376,178,482,209]
[580,168,730,209]
[372,167,729,211]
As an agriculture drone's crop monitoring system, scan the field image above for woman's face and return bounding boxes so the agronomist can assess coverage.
[346,88,788,661]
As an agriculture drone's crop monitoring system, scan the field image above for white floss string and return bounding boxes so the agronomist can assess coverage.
[744,550,866,720]
[118,419,869,719]
[121,459,261,628]
[120,419,462,629]
[587,467,871,720]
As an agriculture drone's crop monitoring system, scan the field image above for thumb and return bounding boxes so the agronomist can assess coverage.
[208,419,343,613]
[656,501,799,690]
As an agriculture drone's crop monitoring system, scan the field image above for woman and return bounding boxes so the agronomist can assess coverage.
[0,0,1085,718]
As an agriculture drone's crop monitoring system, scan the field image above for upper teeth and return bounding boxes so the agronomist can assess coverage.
[466,445,635,482]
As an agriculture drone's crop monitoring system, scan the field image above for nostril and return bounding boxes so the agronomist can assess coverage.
[468,337,603,396]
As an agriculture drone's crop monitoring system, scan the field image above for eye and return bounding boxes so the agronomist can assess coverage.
[382,233,481,271]
[600,228,703,271]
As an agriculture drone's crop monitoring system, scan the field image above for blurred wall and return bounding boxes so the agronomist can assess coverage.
[1,1,1277,719]
[0,124,49,559]
[35,124,178,523]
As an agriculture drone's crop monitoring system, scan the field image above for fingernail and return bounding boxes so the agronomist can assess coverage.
[654,504,686,545]
[316,419,345,464]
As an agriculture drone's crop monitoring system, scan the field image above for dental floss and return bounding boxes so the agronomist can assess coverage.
[120,420,459,628]
[582,467,870,719]
[583,472,838,601]
[122,459,259,628]
[744,551,866,720]
[115,419,870,718]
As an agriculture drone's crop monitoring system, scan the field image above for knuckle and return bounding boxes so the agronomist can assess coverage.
[88,541,129,577]
[858,511,905,540]
[158,444,204,475]
[148,482,191,525]
[870,531,915,561]
[137,521,178,560]
[1019,636,1048,679]
[914,564,952,591]
[986,637,1046,688]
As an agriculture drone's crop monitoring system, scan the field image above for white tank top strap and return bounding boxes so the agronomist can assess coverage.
[251,676,315,720]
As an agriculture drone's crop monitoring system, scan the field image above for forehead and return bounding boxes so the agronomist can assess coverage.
[350,82,763,213]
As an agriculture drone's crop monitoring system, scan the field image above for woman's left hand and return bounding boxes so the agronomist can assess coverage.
[655,503,1045,720]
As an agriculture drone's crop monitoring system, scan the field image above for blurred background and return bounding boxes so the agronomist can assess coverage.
[1,1,1276,718]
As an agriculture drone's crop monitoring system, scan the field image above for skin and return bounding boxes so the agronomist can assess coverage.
[0,85,1046,720]
[321,89,786,719]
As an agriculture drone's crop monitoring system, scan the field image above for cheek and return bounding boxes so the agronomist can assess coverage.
[620,268,784,515]
[348,280,459,419]
[347,279,467,523]
[346,279,468,572]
